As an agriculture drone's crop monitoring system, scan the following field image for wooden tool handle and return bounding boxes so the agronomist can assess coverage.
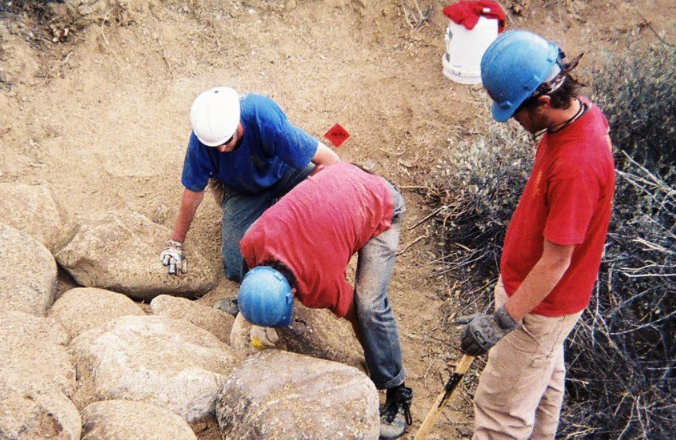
[413,354,475,440]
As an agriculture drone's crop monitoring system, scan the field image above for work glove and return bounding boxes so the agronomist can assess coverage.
[214,297,239,317]
[457,305,519,356]
[250,325,279,351]
[160,239,187,275]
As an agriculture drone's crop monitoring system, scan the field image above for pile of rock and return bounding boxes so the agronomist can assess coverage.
[0,184,378,439]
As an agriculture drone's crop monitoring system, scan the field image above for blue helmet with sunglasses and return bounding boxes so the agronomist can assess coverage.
[481,30,564,122]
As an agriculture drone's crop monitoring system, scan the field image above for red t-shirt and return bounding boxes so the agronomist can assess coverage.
[240,162,394,318]
[501,99,615,316]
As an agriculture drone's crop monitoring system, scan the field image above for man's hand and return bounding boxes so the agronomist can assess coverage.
[160,240,187,275]
[457,305,519,356]
[250,325,279,351]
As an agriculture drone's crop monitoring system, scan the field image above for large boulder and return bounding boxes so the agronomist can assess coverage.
[81,400,197,440]
[0,311,79,439]
[0,381,81,440]
[0,183,62,251]
[0,223,58,316]
[216,350,380,440]
[71,315,238,422]
[230,301,365,370]
[0,310,75,395]
[48,287,146,339]
[55,211,218,301]
[151,294,234,344]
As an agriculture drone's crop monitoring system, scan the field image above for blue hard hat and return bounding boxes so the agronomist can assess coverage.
[238,266,293,328]
[481,30,563,122]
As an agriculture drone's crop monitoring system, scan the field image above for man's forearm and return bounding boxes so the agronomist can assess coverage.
[505,239,574,321]
[171,188,205,243]
[311,141,340,166]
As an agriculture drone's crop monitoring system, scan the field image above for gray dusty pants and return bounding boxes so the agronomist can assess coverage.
[209,164,314,282]
[354,179,407,390]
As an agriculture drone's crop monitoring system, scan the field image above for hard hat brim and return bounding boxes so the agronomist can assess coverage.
[491,101,513,123]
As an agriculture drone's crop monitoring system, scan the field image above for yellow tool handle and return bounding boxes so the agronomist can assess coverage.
[413,354,475,440]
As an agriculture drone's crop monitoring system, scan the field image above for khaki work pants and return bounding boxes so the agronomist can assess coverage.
[472,278,583,440]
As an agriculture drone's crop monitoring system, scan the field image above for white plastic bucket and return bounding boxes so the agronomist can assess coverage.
[442,15,499,84]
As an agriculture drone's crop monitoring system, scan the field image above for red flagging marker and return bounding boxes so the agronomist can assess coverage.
[324,123,350,147]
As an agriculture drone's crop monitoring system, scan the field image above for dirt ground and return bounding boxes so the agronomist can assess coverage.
[1,0,674,438]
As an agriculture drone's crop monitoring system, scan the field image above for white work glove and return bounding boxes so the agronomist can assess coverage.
[250,325,279,351]
[160,239,187,275]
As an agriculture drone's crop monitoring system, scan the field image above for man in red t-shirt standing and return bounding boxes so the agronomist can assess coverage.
[237,162,412,439]
[457,31,615,439]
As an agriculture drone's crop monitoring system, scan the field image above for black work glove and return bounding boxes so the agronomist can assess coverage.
[457,305,519,356]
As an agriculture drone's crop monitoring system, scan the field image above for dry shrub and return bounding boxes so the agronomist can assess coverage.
[560,153,675,439]
[423,45,676,439]
[590,44,676,174]
[418,122,534,318]
[559,44,676,440]
[0,0,67,22]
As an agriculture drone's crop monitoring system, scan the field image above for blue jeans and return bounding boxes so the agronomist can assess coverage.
[220,164,314,282]
[355,180,406,389]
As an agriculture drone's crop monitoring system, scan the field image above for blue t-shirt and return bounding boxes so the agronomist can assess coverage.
[181,93,319,194]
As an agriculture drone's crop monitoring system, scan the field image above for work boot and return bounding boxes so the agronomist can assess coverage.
[379,384,413,439]
[214,297,239,316]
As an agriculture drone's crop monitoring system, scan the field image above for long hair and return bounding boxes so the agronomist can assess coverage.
[521,53,586,111]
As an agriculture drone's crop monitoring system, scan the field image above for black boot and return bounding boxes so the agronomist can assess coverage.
[379,384,413,439]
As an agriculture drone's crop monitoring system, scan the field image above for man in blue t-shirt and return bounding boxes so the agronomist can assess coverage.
[160,86,340,281]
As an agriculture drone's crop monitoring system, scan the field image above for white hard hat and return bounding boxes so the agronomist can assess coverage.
[190,87,241,147]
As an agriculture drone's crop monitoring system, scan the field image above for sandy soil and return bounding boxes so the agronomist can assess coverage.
[1,0,674,438]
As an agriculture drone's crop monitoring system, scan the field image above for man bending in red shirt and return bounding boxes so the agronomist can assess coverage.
[237,162,412,439]
[457,30,616,439]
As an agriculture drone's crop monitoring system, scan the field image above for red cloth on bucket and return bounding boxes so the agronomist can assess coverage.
[443,1,506,33]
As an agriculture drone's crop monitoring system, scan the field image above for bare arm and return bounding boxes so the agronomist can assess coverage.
[504,238,575,321]
[170,188,205,243]
[311,141,340,166]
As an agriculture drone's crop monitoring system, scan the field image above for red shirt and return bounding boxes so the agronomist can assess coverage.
[501,100,615,316]
[240,162,394,318]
